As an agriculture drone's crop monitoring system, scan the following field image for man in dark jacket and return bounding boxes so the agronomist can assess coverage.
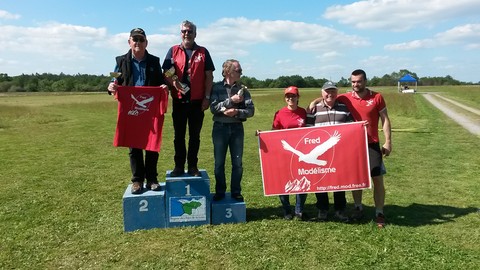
[107,28,166,194]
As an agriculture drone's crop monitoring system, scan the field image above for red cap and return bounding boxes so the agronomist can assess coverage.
[284,86,299,96]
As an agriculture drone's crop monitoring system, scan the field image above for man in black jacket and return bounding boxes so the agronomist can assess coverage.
[107,28,166,194]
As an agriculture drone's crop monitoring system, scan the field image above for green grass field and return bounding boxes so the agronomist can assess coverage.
[0,86,479,269]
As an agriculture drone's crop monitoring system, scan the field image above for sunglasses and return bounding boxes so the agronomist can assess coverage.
[181,29,194,34]
[132,37,145,43]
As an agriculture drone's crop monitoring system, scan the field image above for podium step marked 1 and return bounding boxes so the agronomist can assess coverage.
[122,170,246,232]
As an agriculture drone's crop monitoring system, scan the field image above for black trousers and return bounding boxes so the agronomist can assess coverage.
[129,148,159,183]
[171,100,205,169]
[315,191,346,211]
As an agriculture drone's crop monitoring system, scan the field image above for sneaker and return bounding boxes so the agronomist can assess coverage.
[231,193,244,202]
[284,213,293,220]
[212,193,225,201]
[146,181,161,191]
[351,207,364,221]
[131,182,143,194]
[170,167,184,177]
[334,210,350,222]
[318,210,328,221]
[376,213,386,228]
[187,167,201,177]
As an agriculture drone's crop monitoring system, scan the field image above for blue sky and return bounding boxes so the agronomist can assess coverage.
[1,0,479,83]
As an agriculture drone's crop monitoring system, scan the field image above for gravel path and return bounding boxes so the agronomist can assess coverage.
[422,93,480,136]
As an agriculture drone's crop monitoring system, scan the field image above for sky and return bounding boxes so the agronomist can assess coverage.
[1,0,479,83]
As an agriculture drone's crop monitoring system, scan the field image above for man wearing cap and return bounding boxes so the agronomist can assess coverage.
[306,81,353,222]
[162,20,215,178]
[107,27,165,194]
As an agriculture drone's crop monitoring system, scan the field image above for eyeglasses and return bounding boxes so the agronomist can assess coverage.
[132,37,145,43]
[181,29,194,34]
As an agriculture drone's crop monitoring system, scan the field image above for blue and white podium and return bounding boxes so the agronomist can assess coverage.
[165,169,211,228]
[122,170,247,232]
[211,193,246,225]
[122,183,166,232]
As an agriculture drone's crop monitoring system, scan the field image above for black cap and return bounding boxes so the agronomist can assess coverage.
[130,28,146,38]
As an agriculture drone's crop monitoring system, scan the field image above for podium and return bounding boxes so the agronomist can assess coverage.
[211,193,246,225]
[165,169,211,228]
[122,170,246,231]
[122,183,166,232]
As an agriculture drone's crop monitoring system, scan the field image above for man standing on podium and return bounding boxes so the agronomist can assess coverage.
[107,28,166,194]
[162,20,215,178]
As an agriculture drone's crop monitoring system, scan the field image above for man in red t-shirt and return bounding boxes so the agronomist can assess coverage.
[337,69,392,228]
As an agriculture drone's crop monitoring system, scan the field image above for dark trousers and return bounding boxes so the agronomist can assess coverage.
[129,148,159,183]
[315,191,346,211]
[172,100,204,169]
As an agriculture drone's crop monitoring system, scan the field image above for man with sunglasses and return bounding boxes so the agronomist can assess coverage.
[210,59,254,202]
[107,28,166,194]
[162,20,215,177]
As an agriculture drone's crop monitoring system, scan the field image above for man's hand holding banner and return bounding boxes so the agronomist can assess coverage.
[258,122,370,196]
[113,86,168,152]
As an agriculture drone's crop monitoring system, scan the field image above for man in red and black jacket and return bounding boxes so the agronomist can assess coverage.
[162,20,215,177]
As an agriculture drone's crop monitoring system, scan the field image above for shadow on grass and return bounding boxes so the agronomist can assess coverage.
[384,203,478,227]
[246,203,478,226]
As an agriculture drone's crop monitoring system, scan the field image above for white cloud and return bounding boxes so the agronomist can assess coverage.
[324,0,480,31]
[203,17,369,54]
[385,23,480,50]
[0,10,20,20]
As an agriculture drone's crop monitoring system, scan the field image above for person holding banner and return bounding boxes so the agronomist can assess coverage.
[107,27,166,194]
[306,81,353,222]
[210,59,254,202]
[272,86,308,220]
[162,20,215,178]
[337,69,392,228]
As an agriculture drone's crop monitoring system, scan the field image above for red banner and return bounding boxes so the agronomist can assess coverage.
[113,86,168,152]
[258,122,370,196]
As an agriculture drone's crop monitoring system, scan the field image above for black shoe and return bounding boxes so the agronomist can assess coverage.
[146,181,161,191]
[170,167,184,177]
[231,193,244,202]
[213,193,225,201]
[187,167,200,177]
[131,182,143,194]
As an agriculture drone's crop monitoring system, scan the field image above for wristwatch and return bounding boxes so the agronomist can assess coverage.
[205,95,210,100]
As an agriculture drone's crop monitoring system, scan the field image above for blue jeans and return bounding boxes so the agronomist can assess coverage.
[212,122,244,195]
[279,194,307,215]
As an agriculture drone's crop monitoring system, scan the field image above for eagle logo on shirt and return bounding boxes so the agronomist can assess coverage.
[128,94,154,116]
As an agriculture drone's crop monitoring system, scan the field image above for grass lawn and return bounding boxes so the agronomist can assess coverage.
[0,86,479,269]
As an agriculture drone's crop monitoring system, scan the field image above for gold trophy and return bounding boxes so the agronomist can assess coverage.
[164,67,190,95]
[110,72,122,83]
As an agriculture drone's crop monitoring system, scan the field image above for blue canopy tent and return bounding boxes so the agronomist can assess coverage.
[398,74,417,93]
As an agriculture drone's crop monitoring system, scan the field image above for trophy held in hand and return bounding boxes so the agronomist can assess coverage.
[164,67,190,99]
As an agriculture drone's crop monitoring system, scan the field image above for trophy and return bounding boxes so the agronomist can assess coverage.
[238,85,247,97]
[164,67,190,97]
[110,72,122,83]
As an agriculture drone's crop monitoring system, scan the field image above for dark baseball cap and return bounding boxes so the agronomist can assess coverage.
[130,28,146,38]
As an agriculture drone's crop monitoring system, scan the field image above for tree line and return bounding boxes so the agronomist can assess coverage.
[0,69,474,93]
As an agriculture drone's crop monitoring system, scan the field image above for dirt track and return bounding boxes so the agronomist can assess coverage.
[422,93,480,136]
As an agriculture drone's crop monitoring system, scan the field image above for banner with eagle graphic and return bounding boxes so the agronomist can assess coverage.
[114,86,169,152]
[258,122,370,196]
